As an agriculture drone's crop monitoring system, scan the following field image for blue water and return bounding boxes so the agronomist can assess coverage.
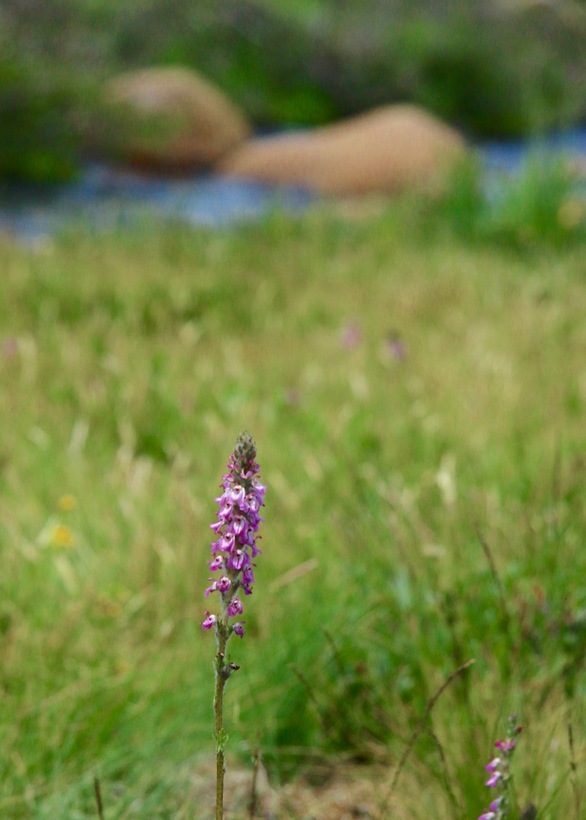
[0,166,314,243]
[1,128,585,243]
[481,127,586,173]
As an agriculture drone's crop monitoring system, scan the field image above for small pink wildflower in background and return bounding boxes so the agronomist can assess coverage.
[2,337,19,358]
[479,796,504,820]
[478,718,522,819]
[386,333,407,361]
[340,322,362,349]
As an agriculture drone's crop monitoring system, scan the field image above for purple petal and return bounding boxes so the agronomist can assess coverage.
[202,612,216,629]
[485,772,501,788]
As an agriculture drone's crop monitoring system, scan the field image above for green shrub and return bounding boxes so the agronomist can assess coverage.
[389,19,530,136]
[0,54,81,183]
[385,10,584,137]
[484,157,586,247]
[427,154,586,248]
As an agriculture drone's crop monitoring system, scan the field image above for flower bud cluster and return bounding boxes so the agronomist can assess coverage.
[202,433,265,638]
[478,720,522,819]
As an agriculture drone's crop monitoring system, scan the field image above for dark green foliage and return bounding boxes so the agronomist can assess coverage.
[128,0,341,125]
[0,53,80,182]
[381,10,584,137]
[389,19,530,136]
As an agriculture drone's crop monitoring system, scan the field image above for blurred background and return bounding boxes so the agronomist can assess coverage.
[1,0,585,183]
[2,3,586,816]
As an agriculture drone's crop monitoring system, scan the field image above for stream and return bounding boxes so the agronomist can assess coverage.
[1,128,585,244]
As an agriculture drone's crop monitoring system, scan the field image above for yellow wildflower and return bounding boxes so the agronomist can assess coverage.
[50,524,75,549]
[58,494,77,511]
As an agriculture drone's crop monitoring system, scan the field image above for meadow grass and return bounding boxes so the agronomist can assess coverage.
[0,202,585,818]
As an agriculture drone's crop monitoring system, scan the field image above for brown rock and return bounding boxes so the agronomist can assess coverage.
[105,67,251,171]
[218,105,467,195]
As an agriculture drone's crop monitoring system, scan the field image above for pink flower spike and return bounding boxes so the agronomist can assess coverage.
[202,432,264,644]
[479,719,522,819]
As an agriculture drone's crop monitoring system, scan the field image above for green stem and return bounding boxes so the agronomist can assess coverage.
[214,621,229,820]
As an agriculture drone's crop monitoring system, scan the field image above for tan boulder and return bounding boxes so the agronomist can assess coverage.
[105,67,251,171]
[218,105,467,195]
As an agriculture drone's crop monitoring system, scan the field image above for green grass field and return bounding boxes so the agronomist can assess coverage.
[1,201,585,817]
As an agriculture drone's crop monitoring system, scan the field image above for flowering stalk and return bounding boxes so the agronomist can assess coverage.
[202,433,265,820]
[478,716,523,820]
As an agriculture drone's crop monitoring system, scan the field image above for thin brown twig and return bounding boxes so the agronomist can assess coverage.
[476,528,513,662]
[568,722,581,819]
[291,665,332,736]
[248,747,261,819]
[476,528,507,612]
[93,776,105,820]
[323,628,346,677]
[378,658,475,817]
[438,592,471,705]
[429,728,460,816]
